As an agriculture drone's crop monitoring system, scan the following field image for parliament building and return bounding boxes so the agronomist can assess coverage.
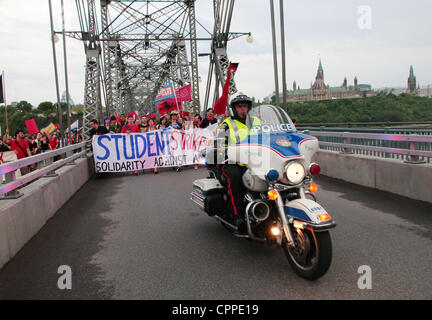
[282,59,372,102]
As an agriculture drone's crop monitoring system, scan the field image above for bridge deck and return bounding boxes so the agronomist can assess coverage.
[0,169,431,299]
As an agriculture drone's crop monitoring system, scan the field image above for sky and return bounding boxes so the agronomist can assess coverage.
[0,0,431,108]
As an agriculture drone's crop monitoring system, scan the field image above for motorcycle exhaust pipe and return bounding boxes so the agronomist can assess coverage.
[246,200,270,221]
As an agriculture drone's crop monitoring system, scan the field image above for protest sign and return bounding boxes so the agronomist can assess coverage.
[155,83,176,104]
[92,124,218,173]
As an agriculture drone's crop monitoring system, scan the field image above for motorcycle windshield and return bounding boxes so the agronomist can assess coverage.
[246,105,296,134]
[235,105,314,159]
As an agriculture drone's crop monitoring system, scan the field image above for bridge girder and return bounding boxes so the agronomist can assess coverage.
[203,0,241,112]
[69,0,249,128]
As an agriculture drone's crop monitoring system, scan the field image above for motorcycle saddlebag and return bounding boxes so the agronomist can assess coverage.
[191,179,225,215]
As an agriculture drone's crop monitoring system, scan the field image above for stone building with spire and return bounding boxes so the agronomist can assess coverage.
[283,59,372,102]
[407,65,420,95]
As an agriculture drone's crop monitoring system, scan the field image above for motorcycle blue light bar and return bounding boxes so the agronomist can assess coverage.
[267,169,279,181]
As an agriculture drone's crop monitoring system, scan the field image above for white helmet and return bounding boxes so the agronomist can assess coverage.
[228,92,252,119]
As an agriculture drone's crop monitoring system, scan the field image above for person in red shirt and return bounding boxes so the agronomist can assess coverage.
[121,116,140,133]
[121,116,140,175]
[6,129,31,160]
[48,132,59,150]
[4,129,32,175]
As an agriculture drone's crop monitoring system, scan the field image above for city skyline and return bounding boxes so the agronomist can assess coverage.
[263,62,431,102]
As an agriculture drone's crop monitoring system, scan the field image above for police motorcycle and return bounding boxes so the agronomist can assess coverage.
[191,104,336,280]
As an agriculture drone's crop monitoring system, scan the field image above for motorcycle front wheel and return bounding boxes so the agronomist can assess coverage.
[282,228,332,281]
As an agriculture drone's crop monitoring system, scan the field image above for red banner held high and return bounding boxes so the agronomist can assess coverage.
[157,100,182,116]
[214,62,238,115]
[25,119,39,134]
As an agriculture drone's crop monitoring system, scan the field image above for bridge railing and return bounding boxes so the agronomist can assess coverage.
[0,142,89,199]
[298,126,432,136]
[297,121,432,129]
[305,130,432,164]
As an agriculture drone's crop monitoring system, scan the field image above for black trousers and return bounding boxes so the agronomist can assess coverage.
[220,164,246,218]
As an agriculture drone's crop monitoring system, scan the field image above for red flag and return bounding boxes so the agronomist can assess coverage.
[168,105,181,114]
[157,102,170,116]
[176,83,191,102]
[157,100,181,116]
[25,119,39,134]
[214,62,238,115]
[114,113,121,124]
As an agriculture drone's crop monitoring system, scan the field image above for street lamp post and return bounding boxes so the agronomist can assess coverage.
[269,0,280,107]
[279,0,287,109]
[48,0,64,145]
[61,0,72,144]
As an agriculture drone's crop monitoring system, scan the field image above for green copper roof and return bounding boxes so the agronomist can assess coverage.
[318,59,323,71]
[408,65,416,81]
[358,84,371,90]
[329,87,349,93]
[288,89,311,95]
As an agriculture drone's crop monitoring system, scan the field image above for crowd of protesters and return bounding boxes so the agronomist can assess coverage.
[88,108,228,175]
[0,107,227,176]
[1,128,84,175]
[88,107,226,139]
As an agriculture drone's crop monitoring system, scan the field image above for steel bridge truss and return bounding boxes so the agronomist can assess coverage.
[68,0,249,138]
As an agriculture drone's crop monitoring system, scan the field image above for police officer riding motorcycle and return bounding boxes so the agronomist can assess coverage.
[217,94,261,234]
[191,93,336,280]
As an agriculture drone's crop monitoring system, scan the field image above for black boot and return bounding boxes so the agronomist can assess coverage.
[235,216,248,235]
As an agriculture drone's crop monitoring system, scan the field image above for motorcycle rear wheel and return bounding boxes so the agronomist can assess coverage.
[282,228,332,281]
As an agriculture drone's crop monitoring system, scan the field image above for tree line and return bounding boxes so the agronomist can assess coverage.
[264,93,432,124]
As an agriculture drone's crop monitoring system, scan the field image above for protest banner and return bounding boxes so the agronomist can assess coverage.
[92,124,218,173]
[155,83,176,104]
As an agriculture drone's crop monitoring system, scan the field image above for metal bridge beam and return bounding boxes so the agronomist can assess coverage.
[68,0,248,128]
[186,0,200,114]
[82,0,102,139]
[83,46,102,139]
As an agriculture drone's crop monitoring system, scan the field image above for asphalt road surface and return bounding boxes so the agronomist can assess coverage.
[0,168,431,299]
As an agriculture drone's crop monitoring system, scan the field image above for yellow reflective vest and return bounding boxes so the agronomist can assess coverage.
[219,117,262,146]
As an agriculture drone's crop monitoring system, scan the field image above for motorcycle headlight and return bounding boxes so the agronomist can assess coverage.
[285,161,305,184]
